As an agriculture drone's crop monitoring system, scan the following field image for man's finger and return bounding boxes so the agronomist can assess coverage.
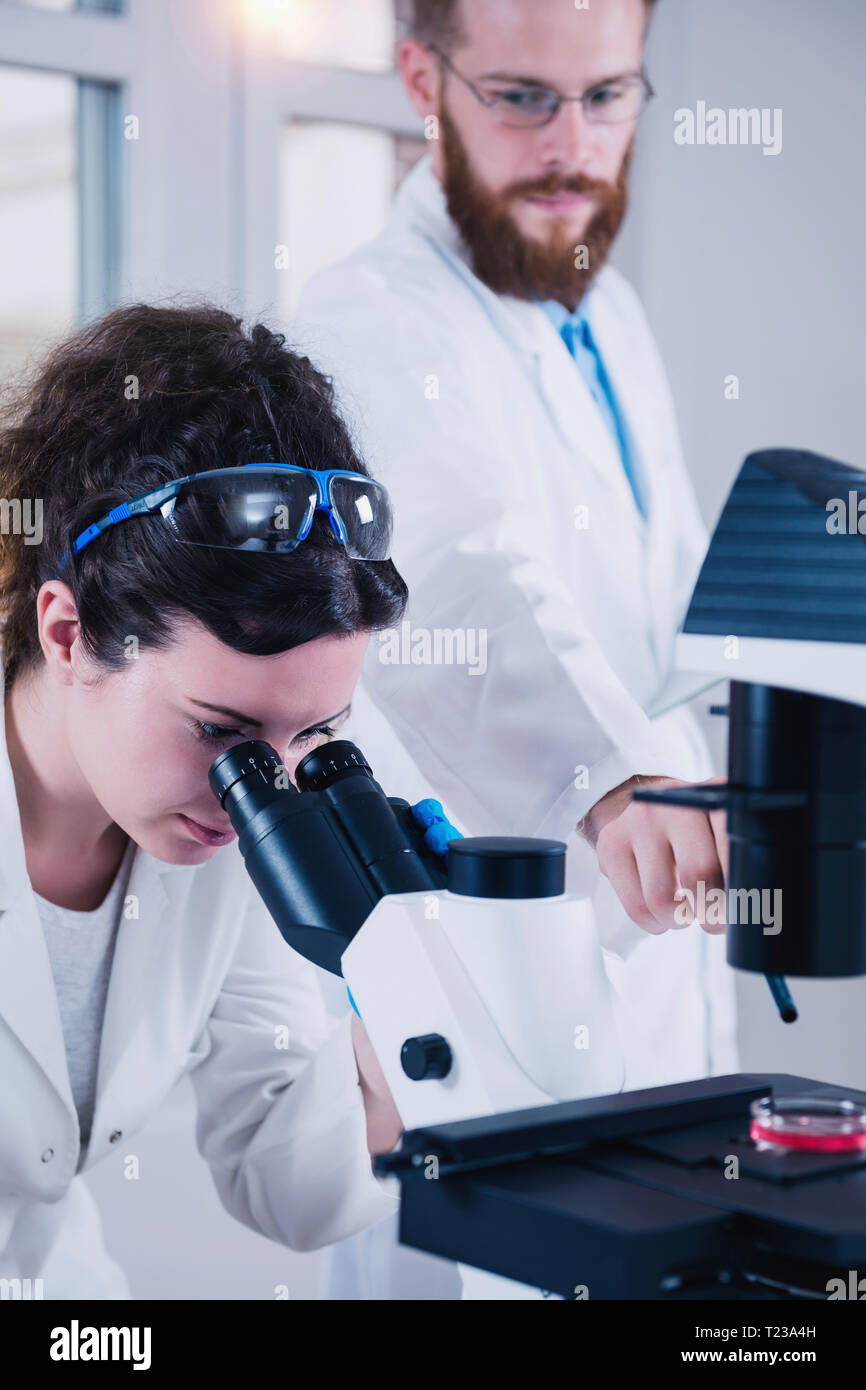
[631,829,686,931]
[597,830,665,934]
[667,811,726,935]
[709,806,730,883]
[703,807,730,934]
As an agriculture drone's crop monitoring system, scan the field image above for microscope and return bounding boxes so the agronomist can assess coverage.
[209,448,866,1300]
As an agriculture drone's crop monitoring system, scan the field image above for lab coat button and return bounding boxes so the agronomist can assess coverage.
[41,1147,54,1163]
[109,1130,122,1143]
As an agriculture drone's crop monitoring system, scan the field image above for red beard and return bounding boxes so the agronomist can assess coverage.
[439,97,632,308]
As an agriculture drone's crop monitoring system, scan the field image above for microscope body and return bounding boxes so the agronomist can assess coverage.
[208,446,866,1300]
[635,450,866,994]
[208,740,624,1135]
[342,883,623,1131]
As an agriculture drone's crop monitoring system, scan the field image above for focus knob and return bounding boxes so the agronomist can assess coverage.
[400,1033,452,1081]
[447,836,566,899]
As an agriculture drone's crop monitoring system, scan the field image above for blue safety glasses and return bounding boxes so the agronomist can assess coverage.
[57,461,394,571]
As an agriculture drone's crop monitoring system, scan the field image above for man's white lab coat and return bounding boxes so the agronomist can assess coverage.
[295,154,738,1084]
[0,642,397,1298]
[293,157,740,1296]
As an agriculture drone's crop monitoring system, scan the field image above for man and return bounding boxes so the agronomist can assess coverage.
[294,0,737,1298]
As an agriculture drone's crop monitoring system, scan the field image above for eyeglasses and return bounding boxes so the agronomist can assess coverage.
[56,461,394,572]
[430,45,654,129]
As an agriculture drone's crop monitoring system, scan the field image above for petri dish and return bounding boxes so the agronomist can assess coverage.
[750,1094,866,1153]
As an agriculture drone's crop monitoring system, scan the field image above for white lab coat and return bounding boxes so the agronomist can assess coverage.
[293,154,739,1297]
[0,642,398,1298]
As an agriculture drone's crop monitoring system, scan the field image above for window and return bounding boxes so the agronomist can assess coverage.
[243,0,396,72]
[243,1,424,316]
[7,0,122,12]
[1,0,124,374]
[276,120,425,315]
[0,63,120,376]
[1,1,426,366]
[0,66,78,375]
[7,1,79,11]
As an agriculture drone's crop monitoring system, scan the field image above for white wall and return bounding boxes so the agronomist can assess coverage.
[615,0,866,1087]
[618,0,864,522]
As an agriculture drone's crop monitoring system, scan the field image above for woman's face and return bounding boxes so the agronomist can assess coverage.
[66,618,371,864]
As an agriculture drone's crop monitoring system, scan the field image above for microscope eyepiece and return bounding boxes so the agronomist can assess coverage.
[207,736,447,975]
[208,739,290,815]
[294,740,374,793]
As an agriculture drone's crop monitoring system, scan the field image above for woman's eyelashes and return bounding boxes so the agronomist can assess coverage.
[188,718,339,748]
[295,723,337,748]
[189,719,244,744]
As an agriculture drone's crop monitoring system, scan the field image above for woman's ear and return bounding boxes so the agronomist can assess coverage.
[36,580,82,686]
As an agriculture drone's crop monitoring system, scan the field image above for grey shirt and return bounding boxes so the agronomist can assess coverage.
[35,837,137,1149]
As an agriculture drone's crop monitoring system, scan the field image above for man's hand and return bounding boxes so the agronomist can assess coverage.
[579,775,729,935]
[350,1010,403,1155]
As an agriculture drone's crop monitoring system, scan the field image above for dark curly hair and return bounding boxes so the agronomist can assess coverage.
[0,302,408,691]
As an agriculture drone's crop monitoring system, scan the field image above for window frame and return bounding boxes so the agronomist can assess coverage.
[241,51,421,315]
[0,0,425,332]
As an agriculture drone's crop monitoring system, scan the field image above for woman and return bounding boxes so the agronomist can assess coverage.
[0,303,409,1297]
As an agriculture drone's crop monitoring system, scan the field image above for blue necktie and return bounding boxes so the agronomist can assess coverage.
[558,314,646,518]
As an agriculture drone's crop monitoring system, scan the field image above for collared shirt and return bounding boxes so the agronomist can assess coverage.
[540,297,646,517]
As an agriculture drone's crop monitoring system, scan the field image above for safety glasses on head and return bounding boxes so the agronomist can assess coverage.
[57,461,394,573]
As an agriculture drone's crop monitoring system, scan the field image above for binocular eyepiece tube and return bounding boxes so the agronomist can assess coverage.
[208,739,448,975]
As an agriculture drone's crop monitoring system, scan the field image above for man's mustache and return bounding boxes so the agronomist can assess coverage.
[502,172,620,202]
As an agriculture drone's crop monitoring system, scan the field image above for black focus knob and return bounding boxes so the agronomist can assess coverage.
[400,1033,452,1081]
[447,836,566,899]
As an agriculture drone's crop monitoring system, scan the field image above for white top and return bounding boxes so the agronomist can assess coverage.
[34,837,137,1149]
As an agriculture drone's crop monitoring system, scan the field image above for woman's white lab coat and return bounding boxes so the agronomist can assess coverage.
[0,642,397,1297]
